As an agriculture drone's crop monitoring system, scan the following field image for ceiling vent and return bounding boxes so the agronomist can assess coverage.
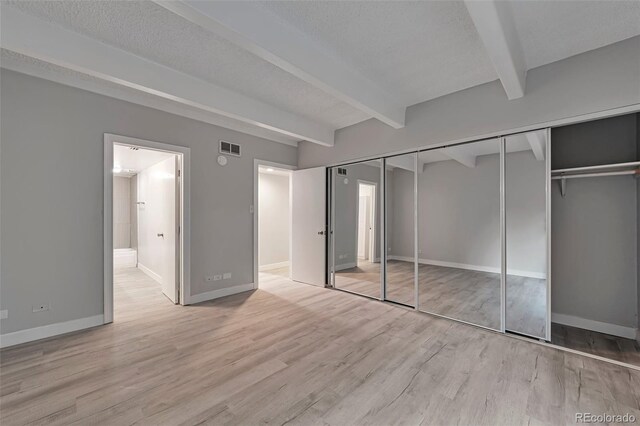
[337,167,347,176]
[219,140,241,157]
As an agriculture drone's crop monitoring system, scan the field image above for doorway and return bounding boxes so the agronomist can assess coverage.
[253,160,296,288]
[356,181,377,266]
[104,134,190,324]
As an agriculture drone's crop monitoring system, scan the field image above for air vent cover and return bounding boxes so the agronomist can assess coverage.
[219,140,241,157]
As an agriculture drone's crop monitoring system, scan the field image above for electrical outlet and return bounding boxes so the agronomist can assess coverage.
[205,276,214,282]
[32,303,50,313]
[213,275,223,281]
[0,310,7,320]
[223,273,231,280]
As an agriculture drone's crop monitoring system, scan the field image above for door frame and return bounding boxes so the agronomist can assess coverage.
[355,180,377,265]
[253,159,297,288]
[104,134,191,323]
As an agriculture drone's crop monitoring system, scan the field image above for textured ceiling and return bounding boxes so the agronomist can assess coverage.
[3,0,639,146]
[262,1,498,107]
[114,144,175,174]
[510,0,640,69]
[5,0,369,130]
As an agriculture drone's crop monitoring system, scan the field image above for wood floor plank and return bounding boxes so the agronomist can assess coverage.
[1,267,639,425]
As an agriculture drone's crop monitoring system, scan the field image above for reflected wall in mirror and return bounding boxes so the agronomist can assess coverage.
[418,139,502,330]
[385,153,416,307]
[332,160,382,299]
[505,130,548,339]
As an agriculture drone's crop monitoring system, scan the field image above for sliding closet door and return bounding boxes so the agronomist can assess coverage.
[505,130,549,340]
[385,153,417,306]
[331,160,383,299]
[417,139,502,330]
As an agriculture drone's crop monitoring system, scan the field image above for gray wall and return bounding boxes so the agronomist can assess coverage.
[0,69,297,334]
[638,114,640,331]
[130,175,138,251]
[298,36,640,169]
[551,114,638,328]
[113,176,131,249]
[388,150,545,277]
[258,172,290,267]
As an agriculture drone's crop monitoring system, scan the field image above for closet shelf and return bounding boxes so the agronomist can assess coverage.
[551,161,640,198]
[551,160,640,175]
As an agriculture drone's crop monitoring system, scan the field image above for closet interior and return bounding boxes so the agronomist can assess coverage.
[328,111,639,368]
[550,113,640,365]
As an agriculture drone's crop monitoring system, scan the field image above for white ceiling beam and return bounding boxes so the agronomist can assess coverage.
[464,0,527,100]
[525,131,546,161]
[0,7,334,146]
[386,156,415,173]
[155,1,406,129]
[441,148,477,168]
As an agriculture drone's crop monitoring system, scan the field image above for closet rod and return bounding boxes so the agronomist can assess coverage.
[551,160,640,174]
[551,169,638,180]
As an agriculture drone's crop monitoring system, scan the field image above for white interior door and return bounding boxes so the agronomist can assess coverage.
[159,156,178,303]
[291,167,326,286]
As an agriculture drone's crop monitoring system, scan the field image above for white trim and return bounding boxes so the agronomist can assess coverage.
[189,283,255,305]
[253,159,297,289]
[104,134,191,325]
[552,313,637,340]
[259,261,290,271]
[137,262,162,284]
[387,255,546,279]
[0,315,104,349]
[334,262,357,271]
[113,248,137,269]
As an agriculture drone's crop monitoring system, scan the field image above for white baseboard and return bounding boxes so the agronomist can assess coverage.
[0,314,104,348]
[552,313,637,340]
[387,255,546,279]
[259,261,290,272]
[114,249,137,269]
[335,262,357,272]
[189,283,255,305]
[138,262,161,284]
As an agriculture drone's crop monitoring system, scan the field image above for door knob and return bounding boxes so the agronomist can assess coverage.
[157,233,164,238]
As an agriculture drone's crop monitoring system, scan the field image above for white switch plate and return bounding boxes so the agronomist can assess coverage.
[223,273,231,279]
[0,310,7,320]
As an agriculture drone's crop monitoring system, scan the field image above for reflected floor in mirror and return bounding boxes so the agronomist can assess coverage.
[551,323,640,367]
[336,260,546,336]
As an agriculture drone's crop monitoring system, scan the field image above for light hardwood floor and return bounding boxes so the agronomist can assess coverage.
[2,267,640,425]
[336,260,546,336]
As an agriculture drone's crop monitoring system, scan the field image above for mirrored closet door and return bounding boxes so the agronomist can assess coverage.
[385,153,417,307]
[504,130,550,340]
[417,139,502,330]
[331,159,383,299]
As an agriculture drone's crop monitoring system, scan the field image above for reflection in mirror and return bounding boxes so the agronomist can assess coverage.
[418,139,502,330]
[385,153,416,306]
[505,130,548,339]
[332,160,382,299]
